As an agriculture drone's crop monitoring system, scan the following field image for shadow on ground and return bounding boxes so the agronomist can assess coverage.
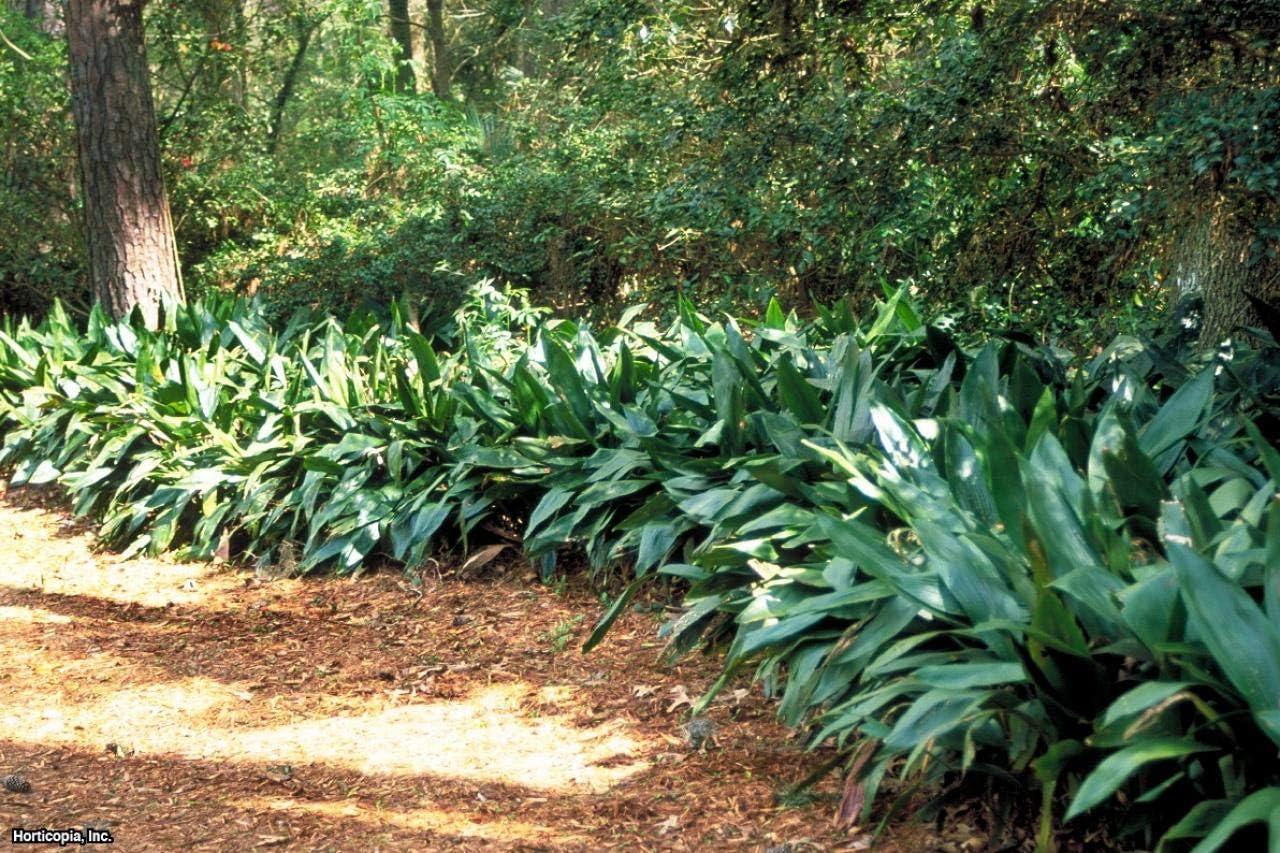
[0,486,881,851]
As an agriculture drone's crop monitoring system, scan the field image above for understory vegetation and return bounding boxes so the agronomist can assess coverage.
[2,286,1278,849]
[4,2,1280,337]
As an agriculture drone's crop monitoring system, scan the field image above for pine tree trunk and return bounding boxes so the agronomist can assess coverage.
[23,0,63,35]
[66,0,183,328]
[426,0,451,100]
[388,0,415,93]
[1169,209,1280,346]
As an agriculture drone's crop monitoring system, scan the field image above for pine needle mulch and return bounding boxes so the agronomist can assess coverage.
[0,485,958,852]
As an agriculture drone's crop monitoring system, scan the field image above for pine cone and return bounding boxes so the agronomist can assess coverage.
[684,716,718,750]
[2,773,31,794]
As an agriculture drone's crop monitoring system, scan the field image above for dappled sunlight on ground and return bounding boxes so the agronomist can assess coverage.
[0,604,71,624]
[0,487,240,609]
[243,796,589,845]
[0,612,646,793]
[217,684,645,791]
[0,486,889,850]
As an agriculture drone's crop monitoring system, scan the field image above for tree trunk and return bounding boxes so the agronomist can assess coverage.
[66,0,184,328]
[267,16,319,155]
[1168,208,1280,346]
[388,0,415,92]
[425,0,451,100]
[24,0,63,35]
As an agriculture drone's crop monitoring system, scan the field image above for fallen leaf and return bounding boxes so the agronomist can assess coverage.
[836,740,877,829]
[667,685,693,712]
[460,544,507,575]
[254,835,290,847]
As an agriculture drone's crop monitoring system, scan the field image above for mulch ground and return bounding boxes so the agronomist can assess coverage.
[0,485,971,852]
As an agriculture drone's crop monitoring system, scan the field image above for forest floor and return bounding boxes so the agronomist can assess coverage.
[0,485,970,852]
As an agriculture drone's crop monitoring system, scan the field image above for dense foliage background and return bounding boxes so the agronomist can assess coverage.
[4,0,1279,340]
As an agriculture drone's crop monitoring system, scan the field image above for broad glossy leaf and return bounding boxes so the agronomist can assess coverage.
[1066,739,1214,820]
[1138,366,1214,461]
[635,522,678,575]
[1100,681,1193,727]
[1189,788,1280,853]
[817,514,949,613]
[883,689,983,752]
[775,353,824,424]
[915,662,1026,690]
[1169,537,1280,731]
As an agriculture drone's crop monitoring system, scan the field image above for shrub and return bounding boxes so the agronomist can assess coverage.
[2,286,1277,848]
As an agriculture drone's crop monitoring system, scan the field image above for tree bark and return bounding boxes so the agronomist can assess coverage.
[425,0,451,100]
[66,0,184,328]
[267,15,319,155]
[1168,208,1280,346]
[23,0,63,35]
[388,0,415,93]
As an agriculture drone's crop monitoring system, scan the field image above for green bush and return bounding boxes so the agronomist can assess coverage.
[0,10,83,317]
[705,355,1280,848]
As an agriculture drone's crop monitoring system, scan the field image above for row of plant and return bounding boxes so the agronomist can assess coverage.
[2,286,1278,850]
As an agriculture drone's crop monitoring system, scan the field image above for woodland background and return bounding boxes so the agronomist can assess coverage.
[3,0,1279,341]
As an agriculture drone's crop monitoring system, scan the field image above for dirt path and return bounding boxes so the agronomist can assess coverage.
[0,486,901,851]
